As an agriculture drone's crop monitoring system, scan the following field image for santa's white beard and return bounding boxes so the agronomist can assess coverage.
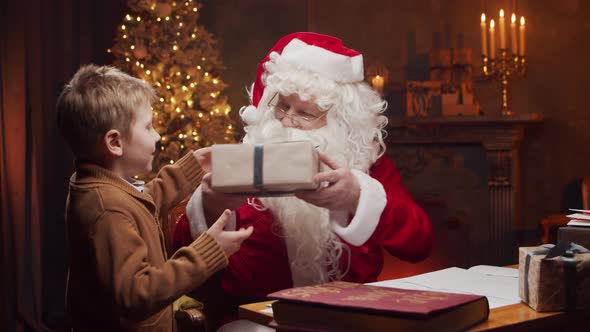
[242,117,359,286]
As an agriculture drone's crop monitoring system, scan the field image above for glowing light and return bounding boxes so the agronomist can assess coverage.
[121,25,126,30]
[130,45,135,49]
[175,107,181,113]
[146,70,151,75]
[126,14,132,21]
[172,45,178,51]
[159,97,165,102]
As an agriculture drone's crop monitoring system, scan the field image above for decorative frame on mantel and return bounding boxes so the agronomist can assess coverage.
[386,113,543,265]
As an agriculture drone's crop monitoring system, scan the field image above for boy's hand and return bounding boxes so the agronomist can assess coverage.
[193,147,212,172]
[207,209,253,257]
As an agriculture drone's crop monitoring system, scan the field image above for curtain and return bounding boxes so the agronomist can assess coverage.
[0,1,125,330]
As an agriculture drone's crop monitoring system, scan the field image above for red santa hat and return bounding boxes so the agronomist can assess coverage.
[241,32,364,125]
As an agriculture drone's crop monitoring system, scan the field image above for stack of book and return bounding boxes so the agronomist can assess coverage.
[559,209,590,248]
[566,209,590,227]
[267,281,489,332]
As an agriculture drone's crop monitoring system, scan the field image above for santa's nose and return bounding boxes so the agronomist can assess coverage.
[280,115,300,128]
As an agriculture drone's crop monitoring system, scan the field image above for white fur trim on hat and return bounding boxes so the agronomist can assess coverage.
[281,39,364,83]
[329,169,386,246]
[239,105,262,125]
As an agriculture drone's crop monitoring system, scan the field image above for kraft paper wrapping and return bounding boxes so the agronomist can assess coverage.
[518,244,590,312]
[211,141,320,195]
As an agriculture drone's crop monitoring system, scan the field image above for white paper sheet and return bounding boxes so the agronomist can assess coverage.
[367,265,521,309]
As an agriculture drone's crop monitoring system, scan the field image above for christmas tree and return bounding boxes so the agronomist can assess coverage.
[109,0,236,176]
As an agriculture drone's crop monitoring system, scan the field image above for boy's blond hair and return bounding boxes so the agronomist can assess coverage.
[56,64,156,159]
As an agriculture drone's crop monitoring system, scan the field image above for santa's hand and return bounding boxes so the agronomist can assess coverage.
[295,153,360,214]
[202,173,248,226]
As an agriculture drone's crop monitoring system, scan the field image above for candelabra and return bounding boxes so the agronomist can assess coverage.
[481,50,526,116]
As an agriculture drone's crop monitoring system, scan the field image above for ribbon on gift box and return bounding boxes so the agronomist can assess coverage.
[523,241,590,311]
[254,144,264,190]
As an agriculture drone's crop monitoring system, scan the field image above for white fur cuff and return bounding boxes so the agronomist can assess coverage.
[330,169,386,246]
[186,185,237,239]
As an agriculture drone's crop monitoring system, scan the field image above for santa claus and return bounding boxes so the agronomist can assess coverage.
[172,32,433,328]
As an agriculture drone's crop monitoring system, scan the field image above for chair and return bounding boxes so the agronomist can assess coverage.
[540,177,590,244]
[165,197,208,332]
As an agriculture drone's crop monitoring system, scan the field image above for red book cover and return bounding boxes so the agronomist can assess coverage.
[268,281,486,318]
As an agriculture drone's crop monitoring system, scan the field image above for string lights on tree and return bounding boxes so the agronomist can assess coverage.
[109,0,236,176]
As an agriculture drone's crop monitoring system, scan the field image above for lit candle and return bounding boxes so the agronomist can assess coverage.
[510,14,518,53]
[480,13,488,56]
[371,75,384,94]
[489,19,496,58]
[499,9,506,49]
[519,16,526,56]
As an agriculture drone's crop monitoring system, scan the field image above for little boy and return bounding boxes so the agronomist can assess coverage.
[56,64,253,331]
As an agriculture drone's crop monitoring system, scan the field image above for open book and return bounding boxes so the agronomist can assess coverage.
[367,265,520,309]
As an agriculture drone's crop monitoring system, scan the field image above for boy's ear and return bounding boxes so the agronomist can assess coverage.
[103,129,123,157]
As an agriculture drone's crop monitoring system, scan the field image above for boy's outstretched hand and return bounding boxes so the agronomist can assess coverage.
[193,147,212,172]
[206,209,253,257]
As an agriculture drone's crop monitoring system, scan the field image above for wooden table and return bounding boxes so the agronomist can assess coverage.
[239,300,586,331]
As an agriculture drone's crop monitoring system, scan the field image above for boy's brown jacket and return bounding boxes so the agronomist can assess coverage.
[65,153,227,331]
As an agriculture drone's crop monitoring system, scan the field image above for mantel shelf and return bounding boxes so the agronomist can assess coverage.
[386,113,544,148]
[388,113,543,128]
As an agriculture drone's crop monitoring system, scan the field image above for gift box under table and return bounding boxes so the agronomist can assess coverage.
[211,141,320,195]
[518,243,590,312]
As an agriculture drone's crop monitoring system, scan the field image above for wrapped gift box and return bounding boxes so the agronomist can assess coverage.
[211,141,320,195]
[518,243,590,312]
[405,81,442,117]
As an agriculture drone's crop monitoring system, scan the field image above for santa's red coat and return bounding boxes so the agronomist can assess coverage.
[172,156,433,325]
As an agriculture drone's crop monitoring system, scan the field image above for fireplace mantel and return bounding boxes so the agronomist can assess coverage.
[386,113,543,265]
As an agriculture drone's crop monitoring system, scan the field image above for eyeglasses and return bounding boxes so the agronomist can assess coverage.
[267,92,328,125]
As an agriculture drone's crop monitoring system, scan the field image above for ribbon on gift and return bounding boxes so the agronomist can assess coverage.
[254,144,264,190]
[523,241,590,311]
